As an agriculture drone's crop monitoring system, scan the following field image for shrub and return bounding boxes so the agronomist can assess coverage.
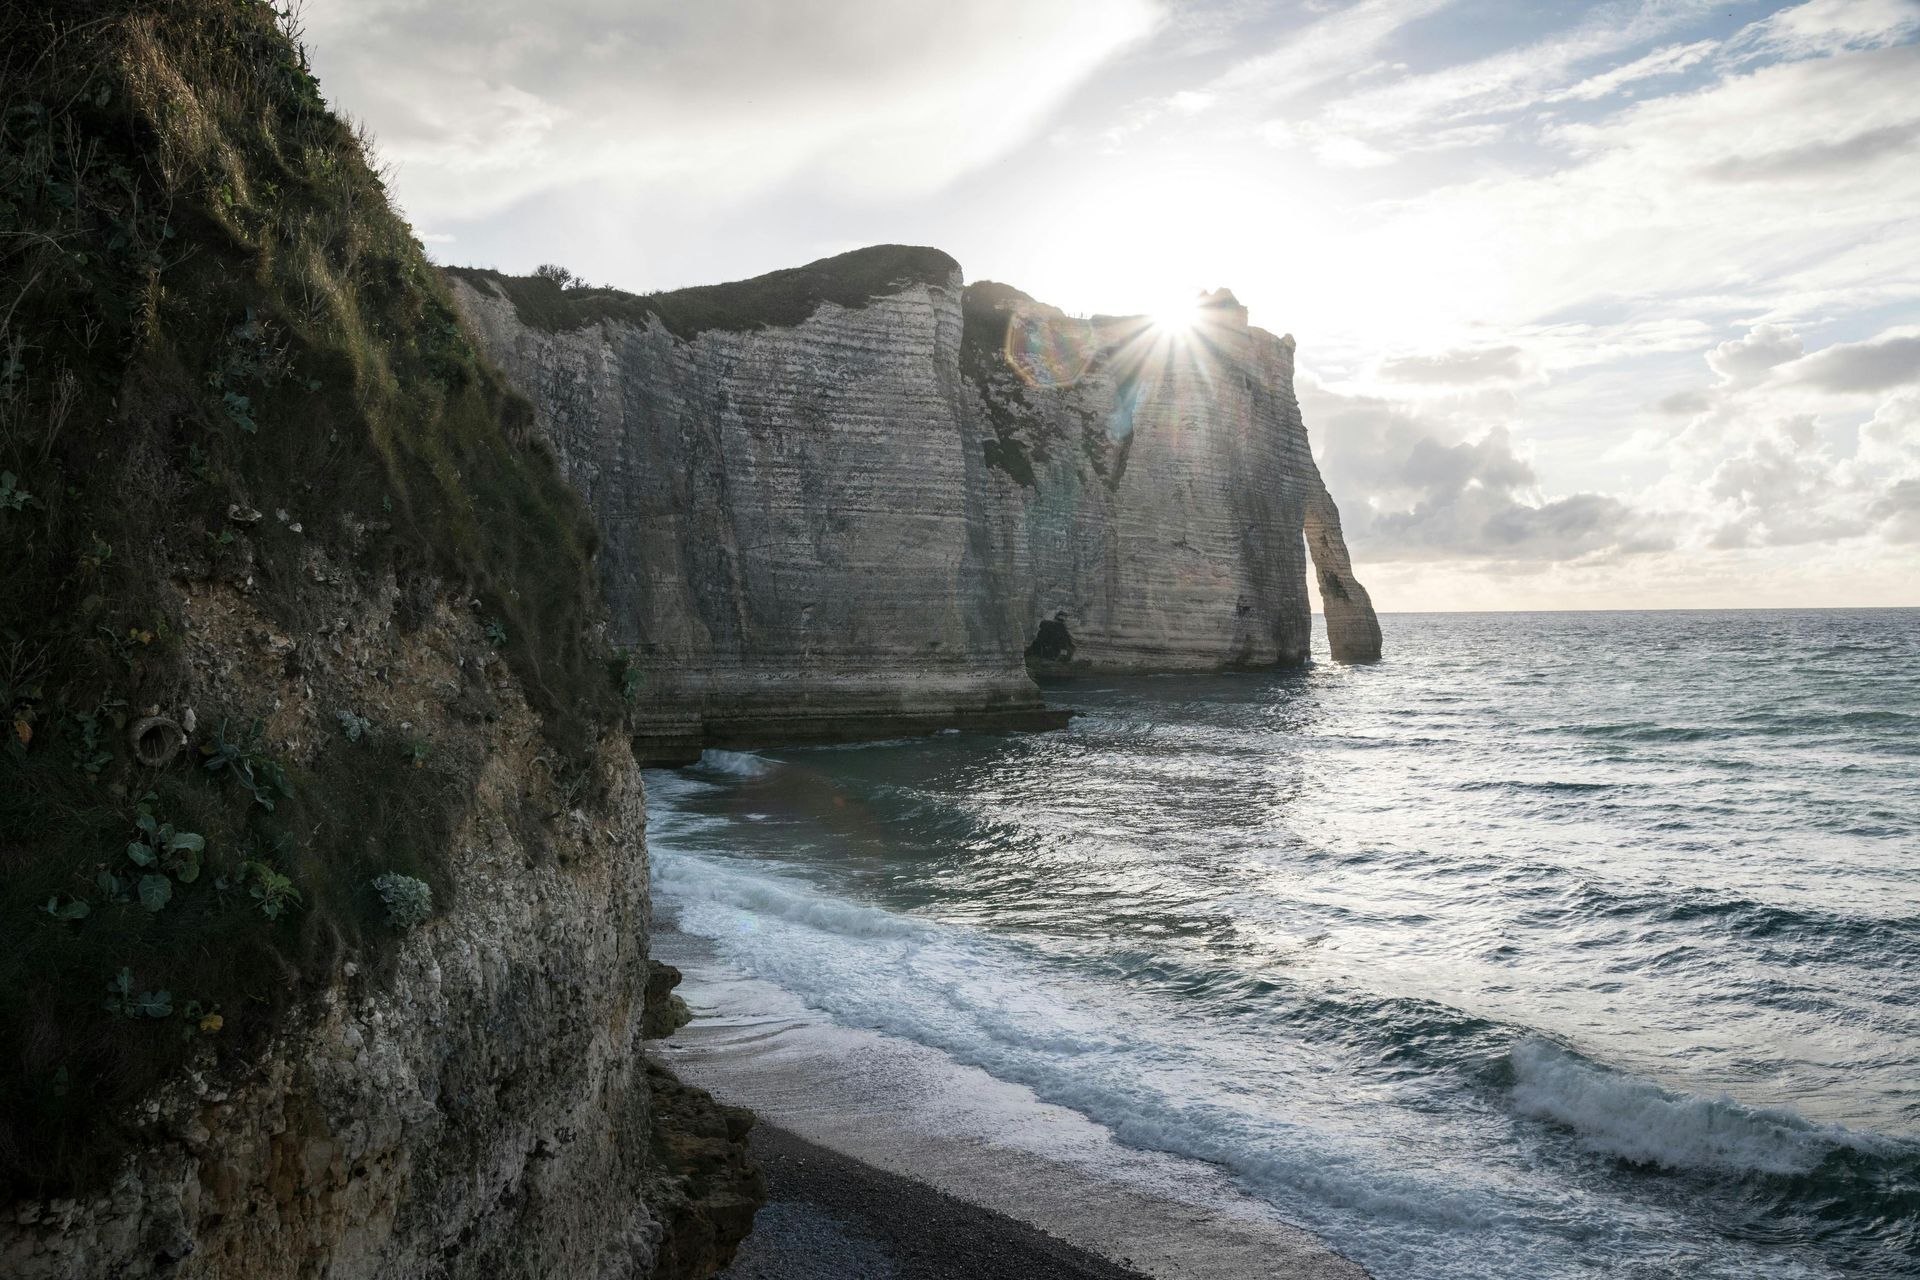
[371,872,432,930]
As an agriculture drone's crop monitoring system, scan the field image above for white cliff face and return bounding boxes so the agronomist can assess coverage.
[964,285,1382,669]
[450,258,1054,763]
[449,250,1381,758]
[962,287,1346,671]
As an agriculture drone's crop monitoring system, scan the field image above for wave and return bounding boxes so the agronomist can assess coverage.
[693,748,779,779]
[1508,1039,1897,1176]
[654,848,934,942]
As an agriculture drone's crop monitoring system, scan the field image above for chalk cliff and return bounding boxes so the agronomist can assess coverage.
[448,248,1382,762]
[449,250,1058,763]
[963,283,1384,669]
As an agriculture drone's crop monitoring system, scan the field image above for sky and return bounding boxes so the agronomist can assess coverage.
[304,0,1920,611]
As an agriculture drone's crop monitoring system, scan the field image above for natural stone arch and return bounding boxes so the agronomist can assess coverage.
[1304,489,1383,662]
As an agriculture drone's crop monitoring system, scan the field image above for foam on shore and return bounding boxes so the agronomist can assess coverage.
[652,926,1367,1280]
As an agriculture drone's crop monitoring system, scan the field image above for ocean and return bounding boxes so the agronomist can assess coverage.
[645,609,1920,1278]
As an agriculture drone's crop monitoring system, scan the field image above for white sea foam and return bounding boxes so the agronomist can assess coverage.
[1508,1038,1886,1175]
[651,846,1543,1238]
[695,749,778,778]
[646,834,1862,1279]
[653,849,934,942]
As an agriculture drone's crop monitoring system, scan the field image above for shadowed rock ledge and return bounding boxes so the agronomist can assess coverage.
[448,249,1382,764]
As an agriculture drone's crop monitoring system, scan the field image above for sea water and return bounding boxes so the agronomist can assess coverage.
[646,609,1920,1278]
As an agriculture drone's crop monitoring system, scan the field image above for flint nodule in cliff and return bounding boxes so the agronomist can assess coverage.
[448,246,1382,763]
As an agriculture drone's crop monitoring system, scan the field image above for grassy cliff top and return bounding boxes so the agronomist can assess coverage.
[446,244,961,340]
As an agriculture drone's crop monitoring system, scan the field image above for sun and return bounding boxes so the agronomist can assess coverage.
[1150,294,1201,335]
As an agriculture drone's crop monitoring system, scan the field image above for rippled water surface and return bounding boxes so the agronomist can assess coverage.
[647,609,1920,1278]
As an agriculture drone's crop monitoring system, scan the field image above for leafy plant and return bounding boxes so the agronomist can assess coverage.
[0,471,35,511]
[336,708,372,742]
[202,719,291,810]
[205,308,298,435]
[102,969,170,1020]
[483,619,507,648]
[116,803,205,914]
[609,648,643,704]
[402,739,430,768]
[66,705,121,779]
[178,1001,223,1038]
[39,894,89,922]
[138,874,171,912]
[93,869,131,905]
[371,872,432,930]
[241,860,301,920]
[95,625,153,673]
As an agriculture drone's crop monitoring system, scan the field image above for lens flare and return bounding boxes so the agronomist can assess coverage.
[1003,302,1099,389]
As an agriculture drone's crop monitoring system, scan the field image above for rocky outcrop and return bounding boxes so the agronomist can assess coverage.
[0,572,760,1279]
[448,249,1381,762]
[0,570,759,1280]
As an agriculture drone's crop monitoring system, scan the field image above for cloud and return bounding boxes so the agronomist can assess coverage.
[1655,335,1920,551]
[1707,324,1804,386]
[1705,120,1920,182]
[1733,0,1920,61]
[1790,332,1920,392]
[1377,345,1528,385]
[1553,38,1718,103]
[1208,0,1451,104]
[1301,384,1662,563]
[1871,478,1920,542]
[1355,44,1920,341]
[1299,0,1737,151]
[1658,389,1711,414]
[305,0,1159,222]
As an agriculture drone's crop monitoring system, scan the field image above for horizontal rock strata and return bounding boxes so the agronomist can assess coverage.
[449,249,1381,762]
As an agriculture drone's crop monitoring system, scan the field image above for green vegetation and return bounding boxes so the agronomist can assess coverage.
[446,243,961,342]
[371,872,432,930]
[0,0,619,1198]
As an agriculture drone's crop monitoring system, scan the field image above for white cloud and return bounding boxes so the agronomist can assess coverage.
[1707,324,1805,386]
[306,0,1160,221]
[1376,345,1531,385]
[1636,326,1920,553]
[1207,0,1452,103]
[1732,0,1920,60]
[1552,38,1718,102]
[1302,0,1733,148]
[1791,332,1920,392]
[1300,382,1666,563]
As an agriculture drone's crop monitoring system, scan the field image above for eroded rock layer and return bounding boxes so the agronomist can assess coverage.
[449,250,1381,761]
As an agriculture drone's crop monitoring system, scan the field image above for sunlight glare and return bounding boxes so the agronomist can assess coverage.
[1152,295,1200,335]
